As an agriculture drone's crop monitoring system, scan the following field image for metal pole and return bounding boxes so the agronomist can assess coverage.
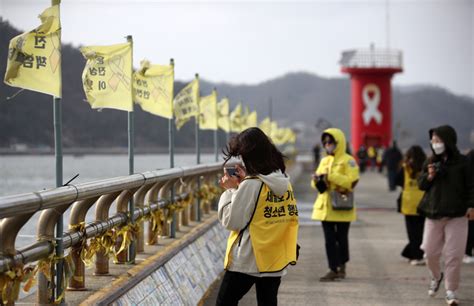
[213,89,218,162]
[52,0,63,302]
[169,59,176,238]
[195,73,201,222]
[126,35,135,263]
[53,96,64,302]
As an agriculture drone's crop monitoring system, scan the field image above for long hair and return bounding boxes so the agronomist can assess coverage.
[223,127,286,175]
[405,145,426,178]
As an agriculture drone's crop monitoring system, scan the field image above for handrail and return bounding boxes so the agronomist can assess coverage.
[0,163,222,219]
[0,161,229,305]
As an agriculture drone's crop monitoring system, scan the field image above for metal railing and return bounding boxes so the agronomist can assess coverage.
[340,47,403,69]
[0,162,227,305]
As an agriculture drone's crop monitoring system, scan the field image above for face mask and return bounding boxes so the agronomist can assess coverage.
[326,144,336,154]
[432,143,445,155]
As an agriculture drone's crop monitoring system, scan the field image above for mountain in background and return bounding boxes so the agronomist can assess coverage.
[1,19,473,151]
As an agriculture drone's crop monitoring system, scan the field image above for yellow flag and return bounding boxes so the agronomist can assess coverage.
[199,90,218,130]
[217,98,230,132]
[259,117,271,136]
[4,5,62,97]
[133,60,174,119]
[174,79,199,129]
[247,111,258,128]
[230,103,242,132]
[81,42,133,112]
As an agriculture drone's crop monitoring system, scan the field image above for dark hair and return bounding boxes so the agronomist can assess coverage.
[223,127,286,175]
[405,145,426,178]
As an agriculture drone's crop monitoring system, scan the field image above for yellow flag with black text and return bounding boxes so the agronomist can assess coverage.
[247,111,258,129]
[259,117,271,136]
[217,98,230,132]
[230,103,242,132]
[174,79,199,129]
[4,4,62,97]
[199,90,218,130]
[133,60,174,119]
[81,42,133,111]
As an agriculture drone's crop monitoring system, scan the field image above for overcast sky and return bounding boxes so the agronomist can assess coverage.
[1,0,473,98]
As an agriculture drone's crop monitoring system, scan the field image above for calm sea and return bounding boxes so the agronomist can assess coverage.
[0,154,217,247]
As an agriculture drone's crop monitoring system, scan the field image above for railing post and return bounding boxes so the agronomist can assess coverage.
[94,192,121,276]
[67,197,99,291]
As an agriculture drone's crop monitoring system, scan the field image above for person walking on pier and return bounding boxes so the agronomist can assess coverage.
[311,128,359,281]
[216,127,299,306]
[464,150,474,264]
[395,145,426,265]
[417,125,474,306]
[382,141,403,191]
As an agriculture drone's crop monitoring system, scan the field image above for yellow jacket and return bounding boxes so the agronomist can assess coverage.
[400,165,424,216]
[311,128,360,222]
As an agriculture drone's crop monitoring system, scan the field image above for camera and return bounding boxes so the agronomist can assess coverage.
[432,161,446,177]
[225,167,238,177]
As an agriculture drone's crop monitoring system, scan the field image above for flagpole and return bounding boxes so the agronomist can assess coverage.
[169,59,176,239]
[126,35,136,263]
[227,97,231,142]
[195,73,201,222]
[213,88,218,162]
[169,58,175,169]
[52,0,64,302]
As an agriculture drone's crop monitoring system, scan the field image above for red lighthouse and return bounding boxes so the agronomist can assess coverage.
[340,45,403,153]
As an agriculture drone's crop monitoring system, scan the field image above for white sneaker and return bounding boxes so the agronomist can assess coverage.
[445,290,459,305]
[462,255,474,264]
[428,272,443,297]
[410,259,426,266]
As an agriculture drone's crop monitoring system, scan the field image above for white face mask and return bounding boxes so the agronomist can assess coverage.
[432,143,445,155]
[326,144,336,154]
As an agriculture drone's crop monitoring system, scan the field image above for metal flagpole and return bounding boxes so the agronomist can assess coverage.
[126,35,135,262]
[195,73,201,222]
[53,0,64,302]
[227,97,231,142]
[169,59,176,238]
[213,88,218,162]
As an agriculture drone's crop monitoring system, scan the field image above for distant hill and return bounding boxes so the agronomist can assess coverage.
[1,20,473,151]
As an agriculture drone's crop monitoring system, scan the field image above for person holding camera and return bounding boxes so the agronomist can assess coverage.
[216,127,299,306]
[417,125,474,305]
[311,128,359,281]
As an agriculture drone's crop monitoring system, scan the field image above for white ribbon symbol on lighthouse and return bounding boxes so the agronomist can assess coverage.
[362,83,383,125]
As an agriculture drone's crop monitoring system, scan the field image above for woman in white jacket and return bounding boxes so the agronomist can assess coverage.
[216,127,299,306]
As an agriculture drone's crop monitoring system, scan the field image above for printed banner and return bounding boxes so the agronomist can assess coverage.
[173,79,199,129]
[134,60,174,119]
[217,98,230,132]
[199,90,218,130]
[230,103,242,133]
[81,42,133,112]
[4,5,62,97]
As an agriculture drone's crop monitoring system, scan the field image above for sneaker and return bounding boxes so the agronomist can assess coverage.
[410,259,426,266]
[319,270,339,282]
[445,290,459,305]
[337,264,346,279]
[428,272,444,297]
[462,255,474,264]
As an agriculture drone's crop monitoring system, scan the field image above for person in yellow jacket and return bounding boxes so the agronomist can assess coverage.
[311,128,359,281]
[395,145,427,265]
[217,127,299,306]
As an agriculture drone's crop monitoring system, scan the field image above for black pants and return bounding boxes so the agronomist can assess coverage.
[216,271,281,306]
[387,169,397,191]
[321,221,350,272]
[401,215,425,260]
[466,220,474,256]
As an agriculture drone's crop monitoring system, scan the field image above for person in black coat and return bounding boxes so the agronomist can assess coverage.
[382,141,403,191]
[464,149,474,264]
[417,125,474,305]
